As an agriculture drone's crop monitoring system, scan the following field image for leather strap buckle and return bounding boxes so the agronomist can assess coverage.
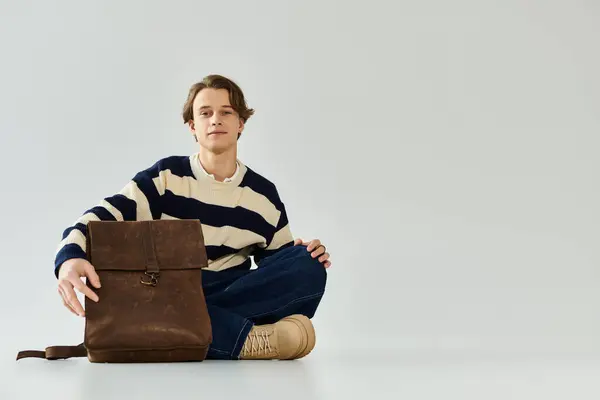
[140,221,160,286]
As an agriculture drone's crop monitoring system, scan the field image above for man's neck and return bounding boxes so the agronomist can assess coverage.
[197,148,238,182]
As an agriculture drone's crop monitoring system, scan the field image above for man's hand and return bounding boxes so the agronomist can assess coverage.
[294,238,331,268]
[57,258,101,317]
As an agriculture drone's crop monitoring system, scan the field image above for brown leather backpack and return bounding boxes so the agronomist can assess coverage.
[16,219,212,363]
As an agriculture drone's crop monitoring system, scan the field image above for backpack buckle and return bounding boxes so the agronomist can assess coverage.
[141,271,160,287]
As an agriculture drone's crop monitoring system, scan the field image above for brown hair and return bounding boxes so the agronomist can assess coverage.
[182,74,255,125]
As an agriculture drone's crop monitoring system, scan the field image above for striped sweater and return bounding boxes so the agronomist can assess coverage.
[54,153,294,277]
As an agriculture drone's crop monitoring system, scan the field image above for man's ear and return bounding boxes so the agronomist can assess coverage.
[237,119,245,140]
[188,120,197,141]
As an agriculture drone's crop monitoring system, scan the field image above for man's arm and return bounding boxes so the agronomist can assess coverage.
[53,160,165,278]
[252,188,294,267]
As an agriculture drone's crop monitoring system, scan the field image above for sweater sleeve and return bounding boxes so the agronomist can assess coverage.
[53,160,165,278]
[252,187,294,267]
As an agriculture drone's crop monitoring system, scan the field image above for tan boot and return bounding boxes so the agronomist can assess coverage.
[240,314,316,360]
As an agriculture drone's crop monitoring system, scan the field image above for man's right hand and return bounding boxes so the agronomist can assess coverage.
[57,258,101,317]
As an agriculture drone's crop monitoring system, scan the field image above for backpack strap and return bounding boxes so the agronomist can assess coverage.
[16,343,87,360]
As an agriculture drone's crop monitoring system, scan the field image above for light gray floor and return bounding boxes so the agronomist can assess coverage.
[4,347,600,400]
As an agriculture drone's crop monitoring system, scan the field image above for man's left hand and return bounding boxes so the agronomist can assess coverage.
[294,238,331,268]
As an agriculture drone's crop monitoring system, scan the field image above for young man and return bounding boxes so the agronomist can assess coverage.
[53,74,330,360]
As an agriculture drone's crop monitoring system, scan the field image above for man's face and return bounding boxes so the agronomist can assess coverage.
[189,88,244,154]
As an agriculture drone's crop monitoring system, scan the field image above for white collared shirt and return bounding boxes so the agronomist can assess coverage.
[197,159,240,183]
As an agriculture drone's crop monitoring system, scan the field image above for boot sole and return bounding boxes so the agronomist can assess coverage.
[282,314,316,359]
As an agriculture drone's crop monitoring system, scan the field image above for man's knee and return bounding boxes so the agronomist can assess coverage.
[286,245,327,291]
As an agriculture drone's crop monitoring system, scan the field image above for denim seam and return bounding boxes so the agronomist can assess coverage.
[209,348,230,355]
[231,319,251,358]
[245,291,324,319]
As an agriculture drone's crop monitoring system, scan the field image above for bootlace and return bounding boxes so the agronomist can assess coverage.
[242,329,272,356]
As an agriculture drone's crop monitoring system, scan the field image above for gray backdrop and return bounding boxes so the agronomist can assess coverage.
[1,0,599,398]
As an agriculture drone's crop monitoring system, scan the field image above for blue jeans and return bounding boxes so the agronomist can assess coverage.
[201,245,327,360]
